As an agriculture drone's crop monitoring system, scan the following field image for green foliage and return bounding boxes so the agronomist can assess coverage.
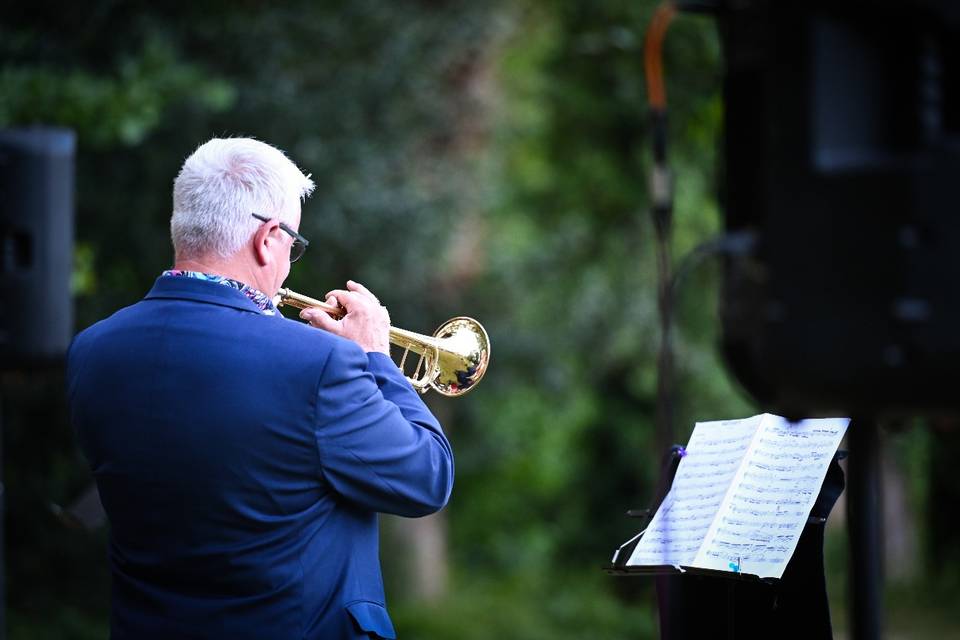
[0,36,233,147]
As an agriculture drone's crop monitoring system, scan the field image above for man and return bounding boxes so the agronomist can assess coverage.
[67,138,454,639]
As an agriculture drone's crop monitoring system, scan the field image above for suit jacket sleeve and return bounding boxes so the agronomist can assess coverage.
[313,341,454,517]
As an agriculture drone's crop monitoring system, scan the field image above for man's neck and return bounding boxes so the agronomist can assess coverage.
[173,256,272,295]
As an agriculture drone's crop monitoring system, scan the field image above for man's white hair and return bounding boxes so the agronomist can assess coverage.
[171,138,315,259]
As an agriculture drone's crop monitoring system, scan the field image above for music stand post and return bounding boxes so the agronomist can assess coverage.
[847,419,883,640]
[1,392,5,640]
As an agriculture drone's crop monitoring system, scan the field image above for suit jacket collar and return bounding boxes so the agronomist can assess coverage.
[144,275,269,315]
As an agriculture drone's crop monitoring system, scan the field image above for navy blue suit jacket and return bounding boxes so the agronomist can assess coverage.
[66,276,454,639]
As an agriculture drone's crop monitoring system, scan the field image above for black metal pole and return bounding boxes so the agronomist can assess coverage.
[846,418,883,640]
[1,392,5,640]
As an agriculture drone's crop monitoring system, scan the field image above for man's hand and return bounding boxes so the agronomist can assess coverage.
[299,280,391,355]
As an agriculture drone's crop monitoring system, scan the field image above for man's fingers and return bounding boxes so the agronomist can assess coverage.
[347,280,379,304]
[324,289,354,308]
[325,289,370,313]
[324,295,344,316]
[300,308,341,334]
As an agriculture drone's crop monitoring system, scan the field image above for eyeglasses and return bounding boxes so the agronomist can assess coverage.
[251,213,309,263]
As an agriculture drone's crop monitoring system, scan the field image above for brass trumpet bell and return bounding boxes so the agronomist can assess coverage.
[276,288,490,397]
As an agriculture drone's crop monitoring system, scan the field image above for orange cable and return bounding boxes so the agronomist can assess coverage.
[644,2,678,111]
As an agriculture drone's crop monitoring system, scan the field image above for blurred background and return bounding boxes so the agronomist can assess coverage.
[1,1,958,638]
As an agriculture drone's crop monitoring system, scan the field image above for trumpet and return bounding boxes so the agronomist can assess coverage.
[276,288,490,397]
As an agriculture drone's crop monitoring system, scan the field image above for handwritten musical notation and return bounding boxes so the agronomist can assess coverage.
[626,414,849,579]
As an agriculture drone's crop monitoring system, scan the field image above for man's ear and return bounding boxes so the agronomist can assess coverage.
[253,218,281,266]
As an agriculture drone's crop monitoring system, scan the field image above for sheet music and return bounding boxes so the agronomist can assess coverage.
[692,415,849,579]
[626,415,762,567]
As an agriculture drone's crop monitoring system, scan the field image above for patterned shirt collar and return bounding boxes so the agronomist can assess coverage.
[161,270,278,315]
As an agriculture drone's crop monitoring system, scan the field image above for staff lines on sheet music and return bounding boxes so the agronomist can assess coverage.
[726,504,806,518]
[715,526,794,545]
[678,466,741,480]
[671,479,733,491]
[757,434,835,445]
[636,527,706,539]
[730,493,806,507]
[705,544,791,563]
[753,450,829,463]
[741,471,821,484]
[658,514,721,525]
[671,488,728,501]
[720,515,800,531]
[633,535,705,545]
[685,445,754,458]
[738,481,815,497]
[661,500,716,510]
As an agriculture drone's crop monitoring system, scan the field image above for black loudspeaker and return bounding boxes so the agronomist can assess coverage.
[0,128,75,368]
[718,1,960,417]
